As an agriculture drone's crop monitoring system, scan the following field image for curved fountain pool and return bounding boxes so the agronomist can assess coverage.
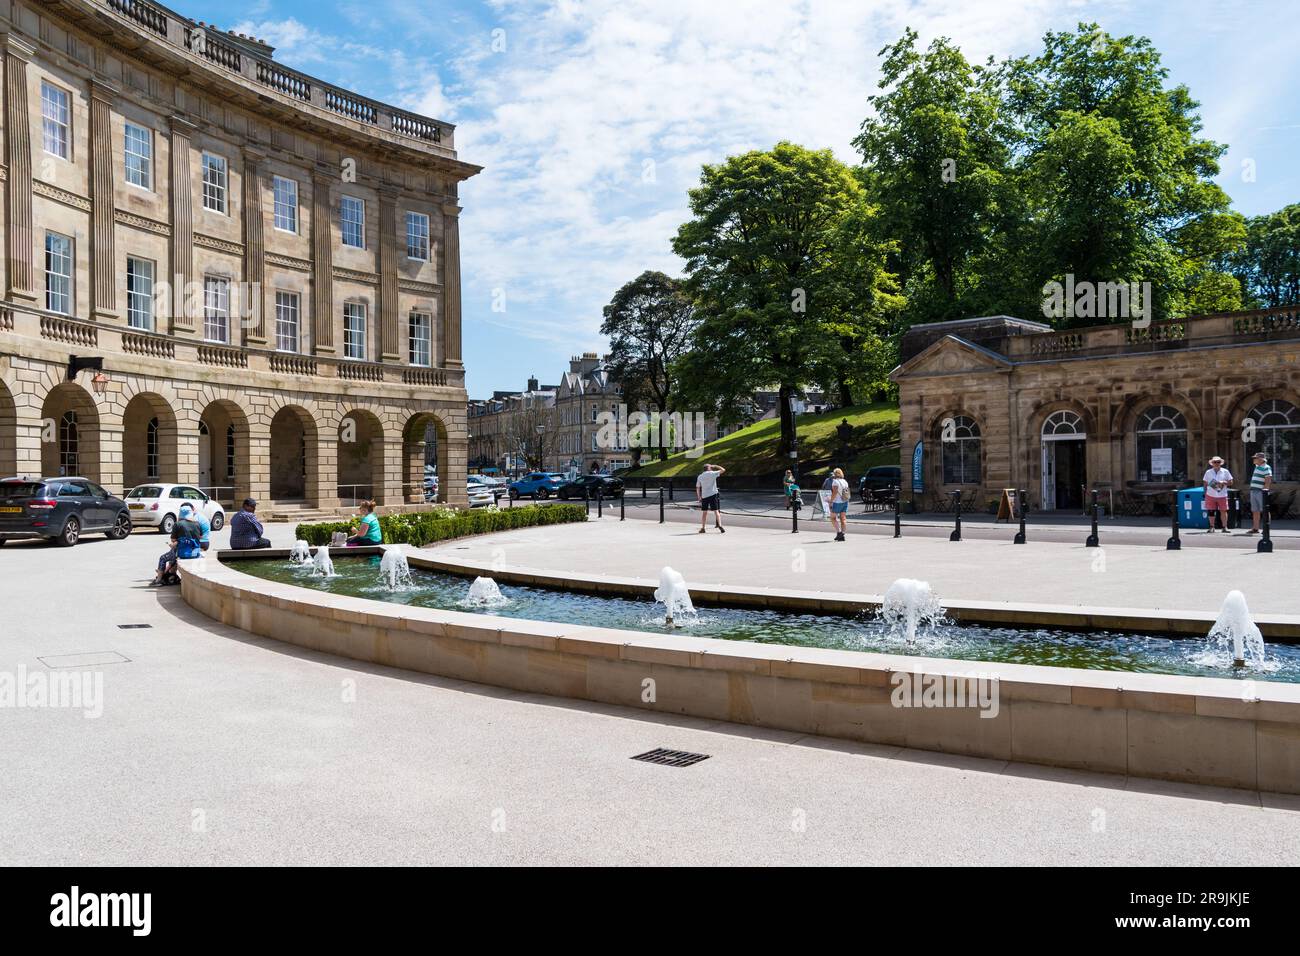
[228,554,1300,683]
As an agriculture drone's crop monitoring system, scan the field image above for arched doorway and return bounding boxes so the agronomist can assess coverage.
[40,383,101,482]
[337,409,384,506]
[0,379,16,478]
[1041,410,1086,510]
[404,412,447,504]
[269,405,317,501]
[123,393,178,488]
[198,399,250,505]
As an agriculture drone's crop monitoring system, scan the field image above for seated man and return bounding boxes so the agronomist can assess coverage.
[178,502,211,551]
[229,498,272,550]
[150,530,181,587]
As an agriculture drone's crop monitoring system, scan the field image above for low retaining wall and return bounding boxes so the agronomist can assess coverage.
[186,551,1300,794]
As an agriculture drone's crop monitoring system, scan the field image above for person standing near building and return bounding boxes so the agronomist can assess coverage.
[828,467,851,541]
[1247,451,1273,535]
[1202,455,1233,533]
[696,463,726,534]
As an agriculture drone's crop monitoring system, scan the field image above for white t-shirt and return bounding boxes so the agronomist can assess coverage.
[830,477,850,501]
[696,469,720,498]
[1203,467,1232,498]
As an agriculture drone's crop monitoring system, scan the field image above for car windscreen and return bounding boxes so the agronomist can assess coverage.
[0,482,45,499]
[127,486,164,498]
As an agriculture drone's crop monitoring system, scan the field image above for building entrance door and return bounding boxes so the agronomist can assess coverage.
[1041,411,1087,510]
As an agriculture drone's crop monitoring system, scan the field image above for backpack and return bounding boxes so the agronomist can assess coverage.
[176,536,201,560]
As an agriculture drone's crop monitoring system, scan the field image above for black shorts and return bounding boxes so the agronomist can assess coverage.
[700,494,720,511]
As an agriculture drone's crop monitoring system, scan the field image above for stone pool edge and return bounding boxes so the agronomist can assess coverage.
[189,548,1300,795]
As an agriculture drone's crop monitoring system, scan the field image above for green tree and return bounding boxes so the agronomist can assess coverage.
[1005,24,1239,323]
[599,271,697,462]
[852,29,1009,325]
[1230,204,1300,308]
[672,142,899,456]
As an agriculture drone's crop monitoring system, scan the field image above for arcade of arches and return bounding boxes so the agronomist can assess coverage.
[0,365,465,510]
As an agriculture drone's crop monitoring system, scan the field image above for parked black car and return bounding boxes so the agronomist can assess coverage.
[0,477,132,547]
[557,474,625,499]
[858,466,902,504]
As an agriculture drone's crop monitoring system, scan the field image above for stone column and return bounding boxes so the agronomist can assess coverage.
[377,188,400,362]
[3,33,36,303]
[377,436,405,506]
[310,424,339,510]
[168,116,197,335]
[311,169,335,354]
[13,403,44,479]
[245,429,270,505]
[241,147,267,345]
[440,203,463,370]
[89,80,119,322]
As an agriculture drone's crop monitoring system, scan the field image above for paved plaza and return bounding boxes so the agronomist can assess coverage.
[2,519,1298,866]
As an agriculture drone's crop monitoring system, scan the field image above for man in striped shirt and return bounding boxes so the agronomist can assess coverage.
[1248,451,1273,535]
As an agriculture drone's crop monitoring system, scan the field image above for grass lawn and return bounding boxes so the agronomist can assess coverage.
[627,402,900,481]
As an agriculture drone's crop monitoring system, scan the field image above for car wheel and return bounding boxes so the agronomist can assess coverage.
[509,487,519,500]
[160,513,176,535]
[0,538,6,547]
[210,512,225,532]
[107,512,132,540]
[537,488,550,500]
[58,516,80,547]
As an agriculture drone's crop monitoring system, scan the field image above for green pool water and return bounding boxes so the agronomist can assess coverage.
[227,555,1300,683]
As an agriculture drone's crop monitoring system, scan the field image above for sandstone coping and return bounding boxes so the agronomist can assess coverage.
[189,548,1300,794]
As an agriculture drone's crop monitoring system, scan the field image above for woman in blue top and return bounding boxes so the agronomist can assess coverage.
[346,500,384,546]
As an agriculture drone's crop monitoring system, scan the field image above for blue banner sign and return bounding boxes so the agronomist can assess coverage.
[911,440,924,493]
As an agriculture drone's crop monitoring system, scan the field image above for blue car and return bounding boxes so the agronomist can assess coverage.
[509,472,565,500]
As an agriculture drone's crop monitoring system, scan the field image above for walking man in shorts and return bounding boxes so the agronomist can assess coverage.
[697,463,726,534]
[1202,455,1233,533]
[1247,451,1273,535]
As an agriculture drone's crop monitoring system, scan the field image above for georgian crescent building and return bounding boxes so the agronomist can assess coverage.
[0,0,479,512]
[892,308,1300,516]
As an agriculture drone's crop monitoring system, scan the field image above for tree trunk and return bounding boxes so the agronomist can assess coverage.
[778,382,796,457]
[838,378,853,408]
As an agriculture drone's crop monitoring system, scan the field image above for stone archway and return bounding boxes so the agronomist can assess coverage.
[122,392,179,488]
[0,378,15,479]
[337,408,384,506]
[199,398,251,505]
[269,405,318,501]
[40,382,102,482]
[403,412,448,504]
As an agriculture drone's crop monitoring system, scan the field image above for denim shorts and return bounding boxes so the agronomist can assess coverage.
[831,501,848,514]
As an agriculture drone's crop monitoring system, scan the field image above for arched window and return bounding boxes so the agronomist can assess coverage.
[1136,405,1187,481]
[1042,410,1085,437]
[59,410,78,475]
[1244,400,1299,481]
[940,415,981,484]
[146,417,159,479]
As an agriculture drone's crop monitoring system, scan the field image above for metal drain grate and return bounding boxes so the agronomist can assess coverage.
[631,748,711,768]
[117,624,153,629]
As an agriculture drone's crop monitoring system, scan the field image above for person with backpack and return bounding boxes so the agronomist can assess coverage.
[150,530,182,586]
[178,502,211,551]
[826,467,851,541]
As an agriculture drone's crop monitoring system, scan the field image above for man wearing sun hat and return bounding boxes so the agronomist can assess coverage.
[1247,450,1273,535]
[1202,455,1233,533]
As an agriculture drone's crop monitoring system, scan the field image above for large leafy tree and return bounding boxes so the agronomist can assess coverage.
[852,29,1010,325]
[1004,24,1241,323]
[600,271,698,462]
[673,142,899,456]
[1229,204,1300,308]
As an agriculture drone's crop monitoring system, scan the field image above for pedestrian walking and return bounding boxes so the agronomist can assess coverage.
[1247,451,1273,535]
[1202,455,1233,533]
[828,467,851,541]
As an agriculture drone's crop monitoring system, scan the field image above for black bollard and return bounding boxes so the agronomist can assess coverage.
[620,489,625,521]
[668,478,674,501]
[949,490,962,542]
[1166,490,1181,550]
[642,479,647,498]
[1085,489,1100,548]
[1258,489,1273,554]
[584,487,590,515]
[1013,489,1027,544]
[893,486,901,538]
[659,487,665,523]
[596,485,603,518]
[791,493,799,533]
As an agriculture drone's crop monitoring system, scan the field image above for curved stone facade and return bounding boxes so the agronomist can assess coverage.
[0,0,478,508]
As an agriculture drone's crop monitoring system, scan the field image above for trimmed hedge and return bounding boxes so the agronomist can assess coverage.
[294,504,587,548]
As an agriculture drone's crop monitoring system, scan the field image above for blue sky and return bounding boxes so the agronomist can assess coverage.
[184,0,1300,397]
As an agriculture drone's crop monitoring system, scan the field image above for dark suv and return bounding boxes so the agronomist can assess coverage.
[0,477,132,547]
[557,474,625,499]
[858,466,902,504]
